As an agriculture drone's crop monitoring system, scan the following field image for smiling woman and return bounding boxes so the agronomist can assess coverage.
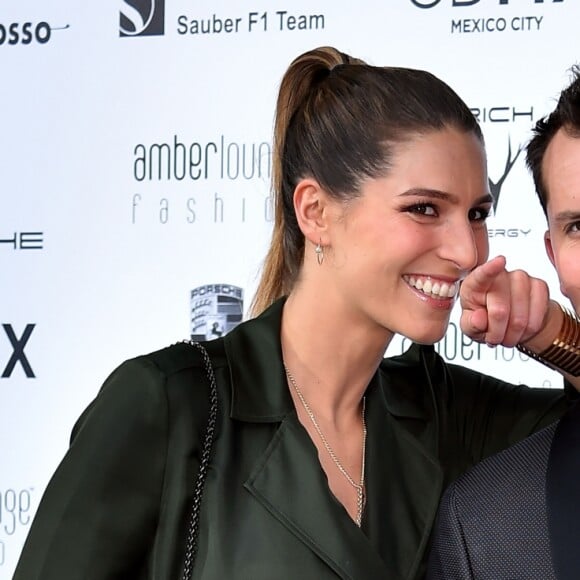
[12,46,579,580]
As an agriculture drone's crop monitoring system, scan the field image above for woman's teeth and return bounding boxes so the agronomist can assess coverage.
[405,276,457,299]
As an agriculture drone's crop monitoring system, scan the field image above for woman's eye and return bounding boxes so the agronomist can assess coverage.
[408,203,437,216]
[469,207,491,222]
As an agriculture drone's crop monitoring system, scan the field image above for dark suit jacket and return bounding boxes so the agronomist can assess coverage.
[13,299,569,580]
[427,402,580,580]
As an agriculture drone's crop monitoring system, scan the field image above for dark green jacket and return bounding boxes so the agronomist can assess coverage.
[14,299,567,580]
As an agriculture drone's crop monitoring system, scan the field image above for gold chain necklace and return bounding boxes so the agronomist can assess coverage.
[283,364,367,527]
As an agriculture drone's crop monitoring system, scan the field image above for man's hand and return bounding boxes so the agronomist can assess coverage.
[460,255,551,348]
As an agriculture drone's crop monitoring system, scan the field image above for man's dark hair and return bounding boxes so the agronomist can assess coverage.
[527,65,580,216]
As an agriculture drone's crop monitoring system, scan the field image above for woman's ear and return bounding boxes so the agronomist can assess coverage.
[293,178,331,246]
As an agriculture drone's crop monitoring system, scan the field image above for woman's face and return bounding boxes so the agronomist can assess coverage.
[324,127,491,344]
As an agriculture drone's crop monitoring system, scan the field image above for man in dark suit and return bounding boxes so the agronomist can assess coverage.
[428,69,580,580]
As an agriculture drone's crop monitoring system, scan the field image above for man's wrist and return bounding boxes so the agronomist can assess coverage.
[517,302,580,377]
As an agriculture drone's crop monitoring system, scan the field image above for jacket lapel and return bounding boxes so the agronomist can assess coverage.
[547,401,580,579]
[245,412,396,580]
[364,357,443,580]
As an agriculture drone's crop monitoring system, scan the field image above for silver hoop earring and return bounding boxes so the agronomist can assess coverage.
[315,241,324,265]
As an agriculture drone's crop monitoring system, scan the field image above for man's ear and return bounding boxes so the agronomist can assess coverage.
[544,230,556,268]
[293,178,331,246]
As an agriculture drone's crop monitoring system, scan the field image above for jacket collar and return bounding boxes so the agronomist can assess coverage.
[379,342,437,421]
[225,297,434,423]
[225,298,294,422]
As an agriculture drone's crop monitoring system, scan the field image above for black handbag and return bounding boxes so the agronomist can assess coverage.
[180,341,219,580]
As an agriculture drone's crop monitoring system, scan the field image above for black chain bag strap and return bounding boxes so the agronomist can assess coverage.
[181,341,219,580]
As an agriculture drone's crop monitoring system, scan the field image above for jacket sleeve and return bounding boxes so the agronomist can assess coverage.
[441,357,569,464]
[426,484,474,580]
[12,357,169,580]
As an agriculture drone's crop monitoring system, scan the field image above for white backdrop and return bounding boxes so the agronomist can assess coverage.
[0,0,577,575]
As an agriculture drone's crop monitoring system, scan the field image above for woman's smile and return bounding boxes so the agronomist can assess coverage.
[403,274,459,300]
[402,274,461,312]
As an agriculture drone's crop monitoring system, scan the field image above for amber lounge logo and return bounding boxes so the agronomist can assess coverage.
[120,0,165,37]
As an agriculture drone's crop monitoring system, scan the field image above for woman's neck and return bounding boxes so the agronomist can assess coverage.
[280,288,393,424]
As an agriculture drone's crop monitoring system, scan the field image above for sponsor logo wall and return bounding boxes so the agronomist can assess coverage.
[0,0,577,574]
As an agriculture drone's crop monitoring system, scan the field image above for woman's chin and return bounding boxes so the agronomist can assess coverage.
[405,325,449,346]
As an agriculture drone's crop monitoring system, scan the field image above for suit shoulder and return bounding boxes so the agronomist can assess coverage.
[434,423,559,579]
[449,421,557,504]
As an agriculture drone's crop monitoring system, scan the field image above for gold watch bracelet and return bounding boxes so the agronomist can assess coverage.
[517,304,580,377]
